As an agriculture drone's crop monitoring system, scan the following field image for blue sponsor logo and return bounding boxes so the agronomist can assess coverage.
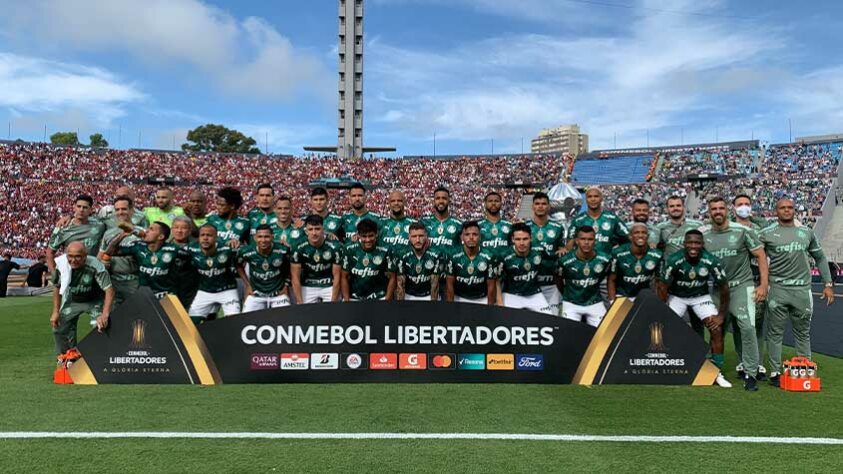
[457,353,485,370]
[516,354,544,371]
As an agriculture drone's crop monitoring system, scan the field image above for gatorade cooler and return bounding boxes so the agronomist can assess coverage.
[780,357,821,392]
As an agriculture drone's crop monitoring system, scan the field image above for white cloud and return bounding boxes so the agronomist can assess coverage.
[0,53,144,126]
[365,0,801,149]
[1,0,332,101]
[233,122,335,154]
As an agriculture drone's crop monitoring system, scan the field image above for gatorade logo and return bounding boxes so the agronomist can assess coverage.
[803,380,812,390]
[399,353,427,370]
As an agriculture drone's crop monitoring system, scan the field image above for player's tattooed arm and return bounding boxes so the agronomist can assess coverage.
[396,275,405,300]
[430,275,440,302]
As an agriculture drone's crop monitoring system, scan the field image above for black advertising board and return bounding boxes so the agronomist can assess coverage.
[69,289,717,386]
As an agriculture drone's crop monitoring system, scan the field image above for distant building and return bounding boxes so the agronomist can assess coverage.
[531,125,588,156]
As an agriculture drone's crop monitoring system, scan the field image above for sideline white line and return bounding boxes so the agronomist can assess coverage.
[1,432,842,444]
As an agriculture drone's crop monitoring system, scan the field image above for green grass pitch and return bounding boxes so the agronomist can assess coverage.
[1,296,842,472]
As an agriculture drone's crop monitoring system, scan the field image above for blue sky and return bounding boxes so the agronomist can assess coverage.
[0,0,841,155]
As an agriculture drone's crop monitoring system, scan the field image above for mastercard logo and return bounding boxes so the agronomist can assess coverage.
[430,354,456,369]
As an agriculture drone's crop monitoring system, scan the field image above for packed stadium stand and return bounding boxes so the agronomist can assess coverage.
[570,154,653,185]
[1,139,841,261]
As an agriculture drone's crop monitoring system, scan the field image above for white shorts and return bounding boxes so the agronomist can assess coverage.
[403,294,431,301]
[455,296,487,305]
[188,289,241,317]
[540,285,561,316]
[562,301,607,327]
[503,293,553,315]
[668,294,718,320]
[302,286,334,304]
[242,294,291,312]
[350,296,387,302]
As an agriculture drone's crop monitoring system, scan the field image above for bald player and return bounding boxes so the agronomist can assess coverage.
[50,242,114,357]
[380,190,416,256]
[185,190,208,228]
[566,187,629,254]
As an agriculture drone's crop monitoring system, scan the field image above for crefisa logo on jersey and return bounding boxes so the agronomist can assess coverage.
[627,322,687,374]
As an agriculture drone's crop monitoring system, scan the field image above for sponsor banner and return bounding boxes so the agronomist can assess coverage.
[199,301,595,383]
[71,288,715,385]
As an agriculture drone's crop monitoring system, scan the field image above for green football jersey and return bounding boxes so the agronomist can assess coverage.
[568,211,629,253]
[341,210,382,241]
[290,240,344,288]
[737,216,767,282]
[185,244,238,293]
[237,243,287,295]
[660,249,727,298]
[170,241,198,302]
[478,218,512,258]
[100,227,140,283]
[421,215,463,255]
[558,251,611,305]
[51,256,112,303]
[143,206,185,227]
[498,247,545,296]
[379,216,416,255]
[341,243,394,300]
[272,222,306,250]
[759,223,832,287]
[526,219,565,286]
[118,241,185,294]
[610,244,663,297]
[701,222,762,289]
[395,249,442,298]
[317,213,344,238]
[207,214,251,244]
[247,208,277,238]
[446,248,497,300]
[48,218,106,256]
[653,218,703,258]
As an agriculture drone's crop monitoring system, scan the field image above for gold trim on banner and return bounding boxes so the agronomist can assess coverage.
[159,295,222,385]
[692,360,720,386]
[572,298,632,385]
[67,357,97,385]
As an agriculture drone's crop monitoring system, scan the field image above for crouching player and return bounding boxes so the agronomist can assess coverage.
[658,229,732,388]
[237,224,290,311]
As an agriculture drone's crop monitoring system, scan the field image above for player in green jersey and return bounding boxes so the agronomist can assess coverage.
[653,195,703,257]
[272,196,305,250]
[290,215,344,303]
[46,194,106,274]
[702,197,770,390]
[629,198,659,247]
[309,187,343,241]
[169,216,199,308]
[342,183,382,242]
[105,221,185,297]
[659,229,732,387]
[237,225,290,311]
[50,242,114,355]
[497,223,553,314]
[97,196,141,305]
[478,191,512,259]
[732,193,770,380]
[608,222,662,303]
[759,198,834,387]
[184,190,208,229]
[185,224,241,321]
[380,190,416,257]
[527,192,565,315]
[565,187,629,254]
[341,219,396,301]
[96,186,149,228]
[247,183,278,240]
[143,187,185,227]
[558,226,612,327]
[421,186,463,257]
[207,186,250,245]
[446,221,497,305]
[395,223,441,301]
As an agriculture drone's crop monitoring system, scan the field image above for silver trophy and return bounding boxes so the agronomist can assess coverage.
[547,182,582,235]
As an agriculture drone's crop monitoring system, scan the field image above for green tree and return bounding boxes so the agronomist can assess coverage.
[49,132,79,146]
[181,124,261,154]
[89,133,109,148]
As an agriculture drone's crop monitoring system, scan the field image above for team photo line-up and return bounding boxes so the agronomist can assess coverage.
[43,181,835,391]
